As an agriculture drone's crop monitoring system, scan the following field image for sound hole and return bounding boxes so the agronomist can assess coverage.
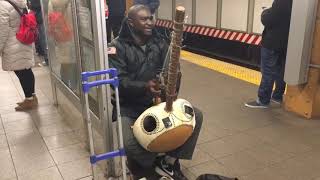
[184,105,194,117]
[143,116,157,132]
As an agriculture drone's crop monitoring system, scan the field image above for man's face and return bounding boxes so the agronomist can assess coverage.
[130,9,155,36]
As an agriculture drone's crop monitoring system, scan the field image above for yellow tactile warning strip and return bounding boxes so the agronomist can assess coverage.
[181,50,261,86]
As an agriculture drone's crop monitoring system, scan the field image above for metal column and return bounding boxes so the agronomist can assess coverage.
[90,0,116,176]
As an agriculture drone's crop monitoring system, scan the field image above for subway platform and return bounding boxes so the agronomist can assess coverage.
[0,54,320,180]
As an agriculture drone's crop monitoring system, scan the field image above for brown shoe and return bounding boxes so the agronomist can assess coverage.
[15,96,38,111]
[17,95,38,106]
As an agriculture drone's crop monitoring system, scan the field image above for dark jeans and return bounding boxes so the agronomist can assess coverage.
[34,6,48,62]
[35,23,48,64]
[120,106,203,169]
[106,16,125,43]
[14,68,35,98]
[258,47,286,105]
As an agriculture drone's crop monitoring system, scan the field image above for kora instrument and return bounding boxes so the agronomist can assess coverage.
[132,6,196,153]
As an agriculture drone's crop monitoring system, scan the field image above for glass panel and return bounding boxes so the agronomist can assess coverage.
[196,0,218,27]
[42,0,99,115]
[80,43,100,115]
[158,0,173,20]
[221,0,249,31]
[76,0,100,116]
[77,0,94,41]
[46,0,80,95]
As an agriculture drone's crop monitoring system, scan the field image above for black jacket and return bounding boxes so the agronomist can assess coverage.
[261,0,292,51]
[107,0,126,17]
[108,18,169,112]
[134,0,160,14]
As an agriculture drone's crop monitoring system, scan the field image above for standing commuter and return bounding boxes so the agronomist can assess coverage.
[245,0,293,108]
[106,0,126,43]
[28,0,49,65]
[0,0,38,111]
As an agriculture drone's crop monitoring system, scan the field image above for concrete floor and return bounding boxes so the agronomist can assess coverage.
[179,60,320,180]
[0,57,320,180]
[0,57,92,180]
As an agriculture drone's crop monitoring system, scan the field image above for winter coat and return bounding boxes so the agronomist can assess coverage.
[261,0,292,51]
[108,18,169,112]
[0,0,34,71]
[134,0,160,14]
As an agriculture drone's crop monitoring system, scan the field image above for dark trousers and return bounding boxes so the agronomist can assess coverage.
[14,69,35,98]
[34,8,48,63]
[36,23,48,63]
[106,16,125,43]
[120,106,203,169]
[258,47,286,105]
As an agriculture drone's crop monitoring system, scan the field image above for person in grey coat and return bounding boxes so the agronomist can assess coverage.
[0,0,38,111]
[134,0,159,14]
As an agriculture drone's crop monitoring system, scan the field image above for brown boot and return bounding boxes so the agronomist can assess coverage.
[17,95,38,106]
[15,96,38,111]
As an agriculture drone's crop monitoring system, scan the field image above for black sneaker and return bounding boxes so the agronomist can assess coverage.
[245,100,268,109]
[154,158,188,180]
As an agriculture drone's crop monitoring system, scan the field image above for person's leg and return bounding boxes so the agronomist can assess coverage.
[60,63,77,89]
[245,47,279,108]
[121,116,157,169]
[35,34,41,55]
[34,9,43,56]
[66,63,78,91]
[155,107,203,180]
[257,47,281,105]
[60,64,73,90]
[14,69,38,110]
[14,69,35,98]
[272,51,287,103]
[120,114,161,179]
[60,63,68,85]
[38,23,49,65]
[166,107,203,159]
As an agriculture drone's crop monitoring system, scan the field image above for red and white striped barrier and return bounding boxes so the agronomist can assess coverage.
[155,19,262,46]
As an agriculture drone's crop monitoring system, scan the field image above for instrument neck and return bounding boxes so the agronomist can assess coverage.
[165,9,185,112]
